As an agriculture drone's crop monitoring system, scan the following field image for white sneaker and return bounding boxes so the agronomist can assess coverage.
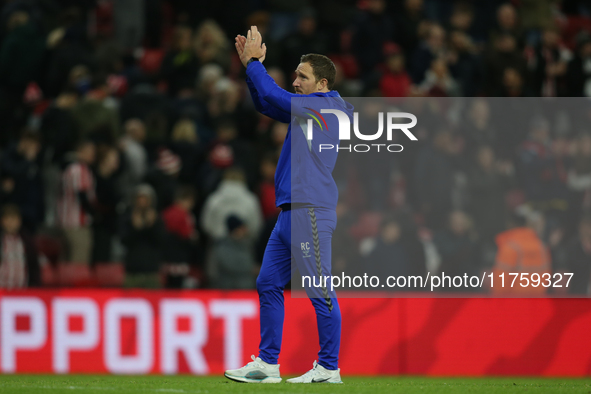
[286,360,342,383]
[224,355,282,383]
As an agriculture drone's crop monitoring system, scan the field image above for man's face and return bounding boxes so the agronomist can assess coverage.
[293,62,318,95]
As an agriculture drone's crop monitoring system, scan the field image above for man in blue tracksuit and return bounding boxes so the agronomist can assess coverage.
[224,26,353,384]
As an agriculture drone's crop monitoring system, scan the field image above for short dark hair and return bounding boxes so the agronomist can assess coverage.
[300,54,336,90]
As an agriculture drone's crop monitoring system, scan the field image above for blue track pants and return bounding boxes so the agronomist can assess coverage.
[256,207,341,370]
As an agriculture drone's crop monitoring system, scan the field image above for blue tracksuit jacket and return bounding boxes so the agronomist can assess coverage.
[246,61,354,210]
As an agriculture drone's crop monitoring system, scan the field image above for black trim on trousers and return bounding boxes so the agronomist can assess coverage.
[308,207,333,312]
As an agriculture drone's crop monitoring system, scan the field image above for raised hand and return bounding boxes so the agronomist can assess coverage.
[234,35,246,57]
[235,26,266,68]
[236,34,267,67]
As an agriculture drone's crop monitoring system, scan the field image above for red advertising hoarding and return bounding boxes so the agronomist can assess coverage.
[1,289,590,376]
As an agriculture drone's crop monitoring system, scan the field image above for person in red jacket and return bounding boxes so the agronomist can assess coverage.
[379,42,412,97]
[161,186,198,288]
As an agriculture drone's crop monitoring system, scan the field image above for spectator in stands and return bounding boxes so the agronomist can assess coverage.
[170,118,204,184]
[447,2,476,41]
[203,119,257,191]
[448,30,482,96]
[259,153,281,221]
[67,64,92,97]
[0,10,40,145]
[379,43,413,97]
[57,140,96,265]
[194,20,231,72]
[491,210,552,295]
[352,0,395,77]
[0,204,40,288]
[332,62,360,97]
[566,133,591,232]
[144,149,181,211]
[207,78,258,140]
[119,118,148,186]
[414,130,461,230]
[255,152,280,263]
[0,131,44,233]
[365,213,426,289]
[121,184,165,288]
[410,24,447,84]
[92,146,122,263]
[279,8,329,80]
[161,186,198,288]
[528,26,571,97]
[365,217,410,287]
[518,0,555,45]
[71,86,120,145]
[434,210,481,287]
[397,209,428,280]
[207,79,239,122]
[118,85,168,148]
[557,214,591,295]
[196,63,224,101]
[394,0,427,58]
[212,215,256,289]
[490,3,524,48]
[40,89,79,165]
[517,117,568,211]
[468,145,514,245]
[112,0,145,51]
[43,15,95,98]
[566,32,591,96]
[270,122,289,156]
[499,66,530,97]
[419,58,461,96]
[483,33,528,95]
[160,25,198,97]
[460,98,497,153]
[0,9,45,137]
[201,167,262,242]
[331,202,361,277]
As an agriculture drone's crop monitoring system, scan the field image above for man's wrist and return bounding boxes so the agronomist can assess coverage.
[246,57,259,67]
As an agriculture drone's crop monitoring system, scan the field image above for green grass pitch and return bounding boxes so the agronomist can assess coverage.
[0,375,590,394]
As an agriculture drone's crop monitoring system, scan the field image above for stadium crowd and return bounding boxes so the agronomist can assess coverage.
[1,0,591,294]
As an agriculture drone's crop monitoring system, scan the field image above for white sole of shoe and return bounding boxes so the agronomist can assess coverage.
[286,379,343,384]
[224,373,282,384]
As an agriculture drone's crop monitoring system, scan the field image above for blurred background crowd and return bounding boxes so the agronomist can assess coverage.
[1,0,591,294]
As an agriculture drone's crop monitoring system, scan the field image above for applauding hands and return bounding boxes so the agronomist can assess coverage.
[235,26,267,67]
